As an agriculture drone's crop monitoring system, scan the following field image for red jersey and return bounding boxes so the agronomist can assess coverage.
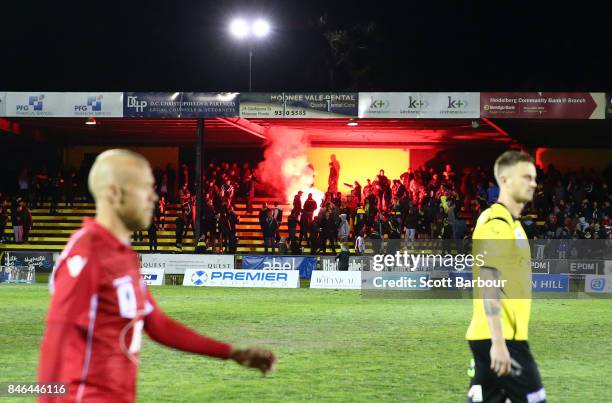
[38,219,232,403]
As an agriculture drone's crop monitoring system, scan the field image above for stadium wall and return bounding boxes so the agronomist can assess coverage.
[536,148,612,173]
[307,147,409,192]
[63,146,178,171]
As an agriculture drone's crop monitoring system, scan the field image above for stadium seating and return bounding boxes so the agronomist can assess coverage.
[1,197,292,253]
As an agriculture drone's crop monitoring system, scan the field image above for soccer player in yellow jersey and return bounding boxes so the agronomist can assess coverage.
[466,151,546,403]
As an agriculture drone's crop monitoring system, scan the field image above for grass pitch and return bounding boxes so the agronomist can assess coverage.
[0,284,611,402]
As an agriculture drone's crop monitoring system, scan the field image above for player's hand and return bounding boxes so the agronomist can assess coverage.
[230,348,277,375]
[490,342,511,376]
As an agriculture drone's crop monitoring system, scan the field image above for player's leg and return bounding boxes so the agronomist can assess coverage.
[467,340,506,403]
[498,341,546,403]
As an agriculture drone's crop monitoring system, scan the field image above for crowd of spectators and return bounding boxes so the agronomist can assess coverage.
[271,160,612,255]
[156,161,253,253]
[532,165,612,240]
[3,159,611,253]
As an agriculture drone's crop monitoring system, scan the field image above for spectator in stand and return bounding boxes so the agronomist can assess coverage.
[321,210,339,254]
[337,213,349,243]
[543,213,559,239]
[363,179,373,200]
[342,181,361,206]
[272,201,283,242]
[354,230,365,256]
[258,201,269,233]
[290,236,302,255]
[242,172,255,214]
[298,208,310,246]
[12,198,24,244]
[20,199,33,244]
[66,170,78,207]
[287,210,298,242]
[181,198,194,240]
[345,193,358,233]
[148,216,158,251]
[202,199,216,243]
[443,164,456,185]
[292,191,303,216]
[49,172,63,214]
[328,154,340,194]
[158,195,167,230]
[335,243,350,271]
[277,237,289,254]
[404,204,418,245]
[303,194,317,225]
[0,197,7,243]
[159,173,170,201]
[486,180,499,205]
[175,215,185,252]
[180,163,190,190]
[221,178,235,206]
[309,216,322,253]
[179,183,191,206]
[225,206,239,253]
[17,168,30,202]
[262,210,278,254]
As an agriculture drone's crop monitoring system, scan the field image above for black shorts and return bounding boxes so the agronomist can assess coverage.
[468,340,546,403]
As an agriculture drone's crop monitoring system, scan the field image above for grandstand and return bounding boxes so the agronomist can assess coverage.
[0,197,294,253]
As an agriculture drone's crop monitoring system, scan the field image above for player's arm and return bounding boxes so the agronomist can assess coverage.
[480,266,511,377]
[39,234,99,385]
[144,290,276,375]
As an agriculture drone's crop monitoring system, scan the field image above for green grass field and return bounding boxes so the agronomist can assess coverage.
[1,284,611,402]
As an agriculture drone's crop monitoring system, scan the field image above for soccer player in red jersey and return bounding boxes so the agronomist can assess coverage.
[38,150,276,402]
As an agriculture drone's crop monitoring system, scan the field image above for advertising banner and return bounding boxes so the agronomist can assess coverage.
[239,92,358,118]
[480,92,605,119]
[584,275,612,293]
[183,268,300,288]
[139,254,234,275]
[358,92,480,118]
[605,260,612,275]
[241,255,316,279]
[531,274,569,292]
[4,92,123,117]
[0,92,5,116]
[310,271,362,289]
[2,251,55,273]
[5,92,66,117]
[124,92,239,118]
[319,256,371,271]
[64,92,123,117]
[530,259,552,274]
[606,93,612,119]
[140,268,165,286]
[566,260,603,275]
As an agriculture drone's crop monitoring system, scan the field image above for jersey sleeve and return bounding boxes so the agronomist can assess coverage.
[143,289,232,359]
[473,218,514,273]
[47,231,99,329]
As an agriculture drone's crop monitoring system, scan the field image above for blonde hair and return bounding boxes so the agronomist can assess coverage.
[493,150,534,185]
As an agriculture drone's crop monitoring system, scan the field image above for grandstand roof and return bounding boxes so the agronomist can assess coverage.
[3,117,612,148]
[2,117,512,147]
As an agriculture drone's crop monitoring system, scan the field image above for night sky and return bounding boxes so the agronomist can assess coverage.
[2,0,611,92]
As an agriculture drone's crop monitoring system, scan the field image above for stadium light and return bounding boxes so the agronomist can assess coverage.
[229,18,249,39]
[229,17,271,91]
[252,19,270,38]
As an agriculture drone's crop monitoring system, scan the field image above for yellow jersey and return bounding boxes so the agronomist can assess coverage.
[466,203,532,341]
